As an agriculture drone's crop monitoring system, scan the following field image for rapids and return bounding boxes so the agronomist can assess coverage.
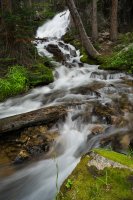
[0,10,133,200]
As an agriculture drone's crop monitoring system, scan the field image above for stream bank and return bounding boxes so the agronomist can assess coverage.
[57,149,133,200]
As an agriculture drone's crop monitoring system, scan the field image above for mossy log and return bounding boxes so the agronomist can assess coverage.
[0,106,67,134]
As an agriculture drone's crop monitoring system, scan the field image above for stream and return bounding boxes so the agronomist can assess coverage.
[0,10,133,200]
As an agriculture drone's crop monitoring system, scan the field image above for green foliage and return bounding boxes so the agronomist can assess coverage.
[100,44,133,73]
[0,58,16,68]
[127,148,133,158]
[0,61,54,101]
[0,66,28,101]
[2,7,38,41]
[80,48,96,64]
[65,179,73,189]
[118,33,133,46]
[80,50,89,63]
[39,56,56,69]
[110,45,133,69]
[33,2,56,19]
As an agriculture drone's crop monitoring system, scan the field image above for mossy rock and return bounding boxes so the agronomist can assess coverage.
[29,64,54,86]
[57,149,133,200]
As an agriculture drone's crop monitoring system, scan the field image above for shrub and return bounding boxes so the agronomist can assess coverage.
[100,44,133,73]
[110,44,133,69]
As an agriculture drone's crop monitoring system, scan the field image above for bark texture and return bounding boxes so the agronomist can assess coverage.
[0,106,67,134]
[1,0,12,13]
[66,0,100,58]
[92,0,98,41]
[110,0,118,41]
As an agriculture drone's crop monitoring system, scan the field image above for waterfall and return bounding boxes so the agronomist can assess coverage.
[37,10,70,38]
[0,10,132,200]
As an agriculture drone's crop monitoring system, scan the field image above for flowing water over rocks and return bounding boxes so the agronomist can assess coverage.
[0,10,133,200]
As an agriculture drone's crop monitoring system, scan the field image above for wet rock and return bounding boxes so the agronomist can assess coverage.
[91,125,105,135]
[64,54,70,60]
[111,134,131,153]
[70,82,105,97]
[111,116,128,127]
[92,103,116,124]
[0,124,59,165]
[46,44,65,62]
[58,41,65,48]
[70,49,77,57]
[42,90,67,105]
[14,150,30,164]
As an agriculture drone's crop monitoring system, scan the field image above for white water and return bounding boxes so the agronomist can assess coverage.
[0,10,132,200]
[37,10,70,39]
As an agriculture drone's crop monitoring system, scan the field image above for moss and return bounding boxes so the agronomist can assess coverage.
[57,150,133,200]
[0,62,54,101]
[94,149,133,168]
[29,63,54,86]
[0,58,17,67]
[80,48,97,64]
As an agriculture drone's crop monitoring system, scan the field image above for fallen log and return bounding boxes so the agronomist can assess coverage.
[0,105,67,134]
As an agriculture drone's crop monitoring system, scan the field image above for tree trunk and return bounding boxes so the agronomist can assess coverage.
[1,0,12,14]
[66,0,100,58]
[110,0,118,41]
[28,0,32,7]
[92,0,98,41]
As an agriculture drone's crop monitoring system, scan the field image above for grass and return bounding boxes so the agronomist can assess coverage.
[57,150,133,200]
[94,149,133,169]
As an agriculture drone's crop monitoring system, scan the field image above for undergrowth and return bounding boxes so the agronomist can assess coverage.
[99,44,133,73]
[0,66,28,101]
[0,63,54,101]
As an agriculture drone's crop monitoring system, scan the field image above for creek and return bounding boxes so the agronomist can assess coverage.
[0,10,133,200]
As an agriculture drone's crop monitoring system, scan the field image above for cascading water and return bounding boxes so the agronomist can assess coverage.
[0,10,133,200]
